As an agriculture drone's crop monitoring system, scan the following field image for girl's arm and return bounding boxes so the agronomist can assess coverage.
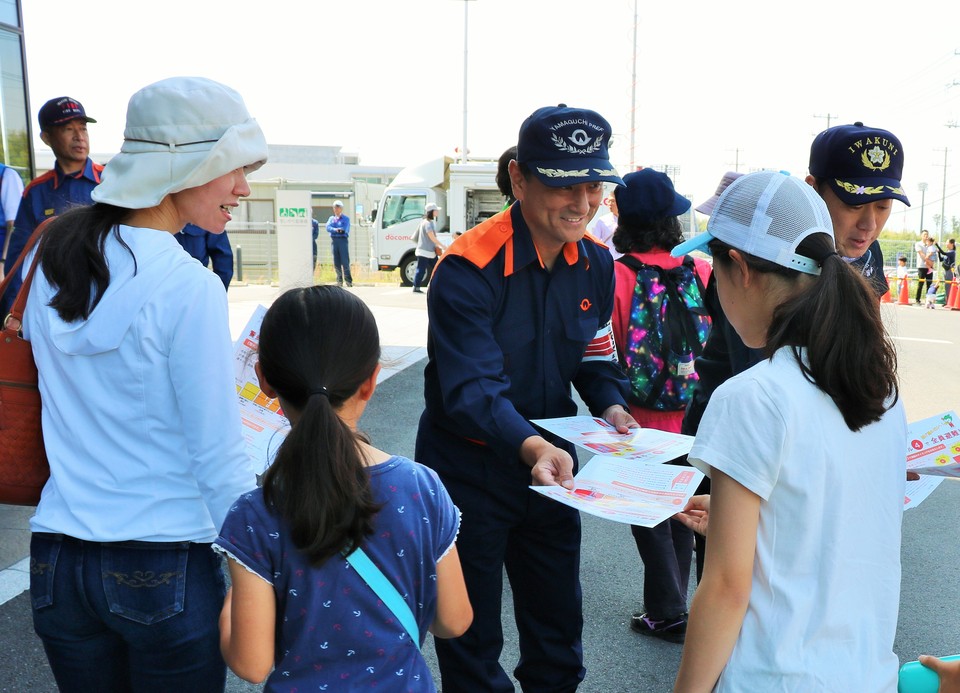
[220,558,276,684]
[427,230,445,253]
[674,470,760,693]
[429,544,473,638]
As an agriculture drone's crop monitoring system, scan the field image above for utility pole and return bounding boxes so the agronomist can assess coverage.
[458,0,477,164]
[658,164,680,188]
[935,148,949,244]
[813,113,838,131]
[918,182,928,233]
[726,147,742,172]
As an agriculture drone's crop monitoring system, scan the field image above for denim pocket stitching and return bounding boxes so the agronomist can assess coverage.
[101,546,188,625]
[29,537,61,610]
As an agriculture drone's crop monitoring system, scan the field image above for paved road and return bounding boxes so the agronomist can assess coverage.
[1,284,958,691]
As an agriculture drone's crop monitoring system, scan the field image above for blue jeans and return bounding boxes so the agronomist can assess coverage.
[413,255,437,290]
[30,534,227,693]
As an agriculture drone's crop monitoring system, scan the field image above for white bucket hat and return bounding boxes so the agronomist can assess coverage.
[92,76,268,209]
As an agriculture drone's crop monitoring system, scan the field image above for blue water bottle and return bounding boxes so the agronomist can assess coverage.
[898,654,960,693]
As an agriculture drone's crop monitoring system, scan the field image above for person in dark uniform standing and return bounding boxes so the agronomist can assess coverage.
[1,96,103,314]
[326,199,352,286]
[415,105,636,692]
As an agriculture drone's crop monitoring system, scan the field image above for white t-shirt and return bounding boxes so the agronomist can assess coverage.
[689,347,906,693]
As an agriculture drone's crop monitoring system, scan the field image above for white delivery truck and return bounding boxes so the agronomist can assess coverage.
[370,156,506,285]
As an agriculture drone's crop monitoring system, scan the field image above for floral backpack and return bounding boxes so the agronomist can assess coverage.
[617,254,711,411]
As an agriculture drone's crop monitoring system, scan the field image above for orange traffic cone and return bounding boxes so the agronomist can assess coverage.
[880,274,893,303]
[950,280,960,310]
[897,276,911,305]
[946,279,958,310]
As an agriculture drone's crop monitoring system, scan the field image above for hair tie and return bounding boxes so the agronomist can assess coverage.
[819,251,841,266]
[309,386,329,399]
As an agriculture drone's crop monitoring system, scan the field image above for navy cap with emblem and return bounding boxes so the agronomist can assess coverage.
[516,104,623,188]
[38,96,96,131]
[808,121,909,206]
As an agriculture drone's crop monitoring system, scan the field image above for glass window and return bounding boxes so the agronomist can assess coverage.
[0,24,29,184]
[380,193,425,228]
[0,0,18,28]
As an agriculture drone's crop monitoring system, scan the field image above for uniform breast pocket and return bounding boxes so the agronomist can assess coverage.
[493,319,535,371]
[563,314,599,347]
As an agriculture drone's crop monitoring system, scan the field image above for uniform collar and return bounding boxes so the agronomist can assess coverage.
[52,158,101,189]
[509,203,580,276]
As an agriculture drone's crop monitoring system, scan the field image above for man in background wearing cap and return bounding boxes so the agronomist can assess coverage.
[415,105,636,692]
[676,123,910,577]
[0,96,102,315]
[806,121,909,297]
[326,199,353,287]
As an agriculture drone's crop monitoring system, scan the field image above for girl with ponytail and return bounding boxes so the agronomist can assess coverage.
[670,172,906,692]
[216,286,471,690]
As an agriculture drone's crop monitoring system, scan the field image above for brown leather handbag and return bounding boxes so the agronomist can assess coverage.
[0,221,51,506]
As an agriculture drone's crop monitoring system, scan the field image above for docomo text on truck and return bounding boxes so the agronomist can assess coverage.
[370,156,507,286]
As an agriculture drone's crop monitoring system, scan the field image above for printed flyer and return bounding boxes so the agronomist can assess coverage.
[530,415,694,465]
[904,410,959,510]
[528,415,701,526]
[233,305,289,476]
[530,455,704,526]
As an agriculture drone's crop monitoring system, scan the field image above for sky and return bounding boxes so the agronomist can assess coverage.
[20,0,960,236]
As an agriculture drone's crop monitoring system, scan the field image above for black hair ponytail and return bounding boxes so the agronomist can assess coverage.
[259,286,383,565]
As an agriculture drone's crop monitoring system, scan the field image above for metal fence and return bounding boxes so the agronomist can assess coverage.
[225,222,396,284]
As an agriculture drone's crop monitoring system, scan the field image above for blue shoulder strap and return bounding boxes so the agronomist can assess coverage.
[344,547,421,650]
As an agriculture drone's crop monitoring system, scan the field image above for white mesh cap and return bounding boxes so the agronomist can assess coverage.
[672,171,834,275]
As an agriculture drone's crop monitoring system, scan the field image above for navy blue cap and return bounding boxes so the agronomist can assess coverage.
[808,122,909,206]
[614,169,690,226]
[516,104,623,187]
[38,96,96,131]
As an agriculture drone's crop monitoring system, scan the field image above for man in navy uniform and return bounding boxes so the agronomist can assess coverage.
[416,105,636,692]
[1,96,102,314]
[326,200,352,286]
[805,121,909,298]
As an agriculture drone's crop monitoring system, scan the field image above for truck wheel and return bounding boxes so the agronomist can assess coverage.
[400,255,417,287]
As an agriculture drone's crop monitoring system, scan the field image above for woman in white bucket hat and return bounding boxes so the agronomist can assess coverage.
[23,76,267,691]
